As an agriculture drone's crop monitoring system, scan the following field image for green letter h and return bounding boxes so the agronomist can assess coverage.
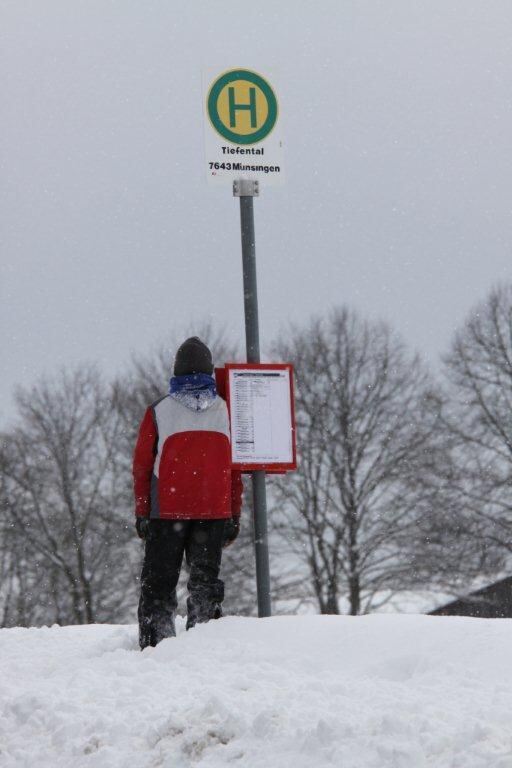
[228,86,257,129]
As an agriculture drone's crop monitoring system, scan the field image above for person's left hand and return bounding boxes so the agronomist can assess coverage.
[223,517,240,548]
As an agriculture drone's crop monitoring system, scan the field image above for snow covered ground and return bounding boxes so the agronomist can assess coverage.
[1,615,511,768]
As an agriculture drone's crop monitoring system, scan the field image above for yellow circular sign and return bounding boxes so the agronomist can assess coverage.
[207,69,278,145]
[216,80,269,136]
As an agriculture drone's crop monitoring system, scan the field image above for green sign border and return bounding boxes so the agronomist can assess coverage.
[207,69,278,145]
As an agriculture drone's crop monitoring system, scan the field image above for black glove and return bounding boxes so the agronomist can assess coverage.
[223,517,240,548]
[135,517,150,540]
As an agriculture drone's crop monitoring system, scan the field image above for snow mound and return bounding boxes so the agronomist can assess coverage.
[1,615,511,767]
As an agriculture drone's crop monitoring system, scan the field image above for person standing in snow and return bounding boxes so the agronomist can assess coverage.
[132,337,243,649]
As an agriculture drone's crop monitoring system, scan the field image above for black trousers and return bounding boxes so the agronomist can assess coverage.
[138,518,225,649]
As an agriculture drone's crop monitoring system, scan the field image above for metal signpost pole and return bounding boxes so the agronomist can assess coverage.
[233,178,272,618]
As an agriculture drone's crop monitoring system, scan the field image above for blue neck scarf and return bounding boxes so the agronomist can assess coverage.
[169,373,217,412]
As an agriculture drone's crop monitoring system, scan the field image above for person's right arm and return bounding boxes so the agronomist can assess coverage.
[132,408,158,518]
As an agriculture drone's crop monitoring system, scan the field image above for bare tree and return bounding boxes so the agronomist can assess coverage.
[0,366,136,626]
[0,475,47,626]
[442,284,512,568]
[272,308,446,615]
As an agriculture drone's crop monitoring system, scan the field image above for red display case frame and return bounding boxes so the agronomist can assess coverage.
[216,363,297,474]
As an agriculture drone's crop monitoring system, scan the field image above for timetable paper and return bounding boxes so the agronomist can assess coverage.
[228,368,293,464]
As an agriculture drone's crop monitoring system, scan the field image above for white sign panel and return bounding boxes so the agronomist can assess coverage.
[228,367,293,465]
[203,67,284,186]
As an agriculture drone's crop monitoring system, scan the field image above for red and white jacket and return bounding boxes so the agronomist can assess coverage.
[133,394,243,520]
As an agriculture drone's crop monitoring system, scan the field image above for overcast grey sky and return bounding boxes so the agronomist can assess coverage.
[2,1,512,424]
